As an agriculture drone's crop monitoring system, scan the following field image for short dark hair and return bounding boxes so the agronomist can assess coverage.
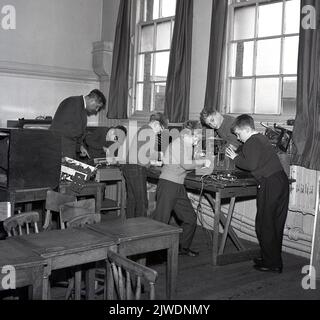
[149,112,168,128]
[231,114,255,132]
[115,125,127,136]
[199,108,218,127]
[88,89,106,109]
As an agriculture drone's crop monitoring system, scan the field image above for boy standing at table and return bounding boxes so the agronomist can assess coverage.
[226,114,289,273]
[152,122,208,257]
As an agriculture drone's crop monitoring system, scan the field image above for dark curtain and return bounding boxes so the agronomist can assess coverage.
[164,0,193,123]
[107,0,131,119]
[204,0,228,112]
[292,0,320,170]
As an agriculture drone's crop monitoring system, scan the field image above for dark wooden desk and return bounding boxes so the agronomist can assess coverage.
[0,187,51,218]
[11,227,117,300]
[147,167,260,266]
[59,181,105,213]
[0,239,48,299]
[87,217,182,300]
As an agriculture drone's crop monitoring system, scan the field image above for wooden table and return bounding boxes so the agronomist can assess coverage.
[59,181,105,213]
[87,217,182,300]
[147,167,260,266]
[0,239,48,299]
[0,187,51,218]
[11,227,117,300]
[95,166,126,219]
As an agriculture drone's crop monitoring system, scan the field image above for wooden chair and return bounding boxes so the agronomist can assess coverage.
[66,213,101,228]
[59,199,96,299]
[106,251,158,300]
[3,211,40,237]
[60,198,96,229]
[43,190,76,230]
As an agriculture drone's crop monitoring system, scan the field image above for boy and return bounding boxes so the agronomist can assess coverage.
[152,122,207,257]
[225,114,289,273]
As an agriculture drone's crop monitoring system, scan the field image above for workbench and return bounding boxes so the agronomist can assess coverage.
[147,167,260,266]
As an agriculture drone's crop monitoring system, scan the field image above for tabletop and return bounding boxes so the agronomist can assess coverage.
[0,238,46,268]
[87,217,182,243]
[10,227,117,258]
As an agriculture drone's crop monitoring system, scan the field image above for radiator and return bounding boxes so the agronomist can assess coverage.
[289,165,319,214]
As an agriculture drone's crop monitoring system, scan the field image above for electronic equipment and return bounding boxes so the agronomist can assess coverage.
[0,128,61,190]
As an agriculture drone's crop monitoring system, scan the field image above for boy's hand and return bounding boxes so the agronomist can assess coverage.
[226,146,237,160]
[80,145,90,158]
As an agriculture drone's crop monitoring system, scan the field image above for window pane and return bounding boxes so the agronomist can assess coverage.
[140,25,154,52]
[283,36,299,74]
[153,0,160,20]
[233,6,256,40]
[282,77,297,115]
[258,2,283,37]
[255,78,280,114]
[137,53,153,81]
[156,21,171,50]
[231,41,254,77]
[153,52,169,81]
[161,0,176,18]
[285,0,300,34]
[136,83,144,111]
[152,83,166,111]
[230,79,253,113]
[256,39,281,75]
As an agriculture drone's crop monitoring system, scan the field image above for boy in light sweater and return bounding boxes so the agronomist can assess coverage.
[152,122,207,257]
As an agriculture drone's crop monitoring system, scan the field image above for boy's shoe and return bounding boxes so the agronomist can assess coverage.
[179,248,199,257]
[253,264,282,273]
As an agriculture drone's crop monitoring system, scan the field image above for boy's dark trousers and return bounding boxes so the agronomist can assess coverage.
[255,170,289,268]
[152,179,197,249]
[121,164,148,218]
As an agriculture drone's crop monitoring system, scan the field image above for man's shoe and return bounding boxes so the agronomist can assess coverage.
[179,248,199,257]
[253,257,263,266]
[253,264,282,273]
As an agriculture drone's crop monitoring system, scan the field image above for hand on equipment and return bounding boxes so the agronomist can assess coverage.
[225,146,237,160]
[80,145,90,158]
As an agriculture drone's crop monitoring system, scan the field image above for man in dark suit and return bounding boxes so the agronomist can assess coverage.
[50,89,106,159]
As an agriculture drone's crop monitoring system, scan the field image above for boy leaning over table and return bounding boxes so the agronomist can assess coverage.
[225,114,289,273]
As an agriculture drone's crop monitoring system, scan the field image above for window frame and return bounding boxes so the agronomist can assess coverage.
[129,0,175,119]
[224,0,300,118]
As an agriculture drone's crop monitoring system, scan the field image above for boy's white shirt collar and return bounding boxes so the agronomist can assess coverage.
[83,95,87,109]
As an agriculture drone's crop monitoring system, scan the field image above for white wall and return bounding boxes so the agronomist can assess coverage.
[0,0,103,127]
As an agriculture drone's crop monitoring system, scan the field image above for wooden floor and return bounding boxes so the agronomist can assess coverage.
[46,214,319,300]
[148,227,320,300]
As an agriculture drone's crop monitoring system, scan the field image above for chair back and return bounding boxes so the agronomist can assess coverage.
[66,213,101,228]
[59,199,96,229]
[3,211,40,237]
[43,190,76,230]
[107,251,158,300]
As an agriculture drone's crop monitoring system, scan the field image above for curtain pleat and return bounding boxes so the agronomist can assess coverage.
[107,0,131,119]
[164,0,193,123]
[204,0,228,113]
[292,0,320,170]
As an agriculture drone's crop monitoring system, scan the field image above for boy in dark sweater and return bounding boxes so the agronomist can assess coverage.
[225,114,289,273]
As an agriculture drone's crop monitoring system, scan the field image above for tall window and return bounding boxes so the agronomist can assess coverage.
[132,0,176,115]
[227,0,300,115]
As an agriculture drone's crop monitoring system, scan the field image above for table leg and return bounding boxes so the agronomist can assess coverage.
[85,268,95,300]
[208,192,221,266]
[166,235,179,300]
[75,270,82,300]
[31,265,45,300]
[96,186,102,213]
[219,197,236,254]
